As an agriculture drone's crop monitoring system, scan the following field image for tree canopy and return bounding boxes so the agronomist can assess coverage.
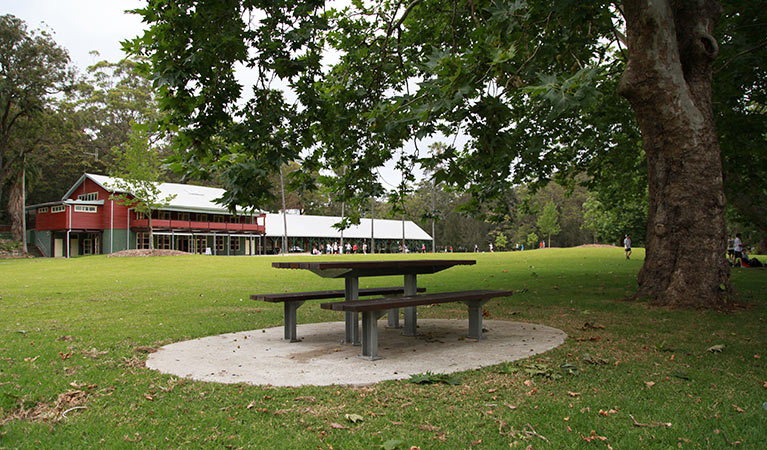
[0,14,73,238]
[126,0,765,308]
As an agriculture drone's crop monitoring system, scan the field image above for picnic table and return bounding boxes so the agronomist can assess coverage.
[265,260,513,359]
[273,260,473,339]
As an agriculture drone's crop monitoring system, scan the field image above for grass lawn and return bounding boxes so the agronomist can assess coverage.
[1,248,765,449]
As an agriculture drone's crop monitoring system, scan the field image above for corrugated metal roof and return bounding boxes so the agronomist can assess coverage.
[75,174,259,215]
[266,213,432,241]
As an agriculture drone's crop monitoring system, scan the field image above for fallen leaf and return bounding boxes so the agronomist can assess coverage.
[581,431,608,442]
[143,393,154,401]
[707,344,725,353]
[344,413,364,423]
[505,403,517,410]
[582,322,605,330]
[732,404,745,413]
[644,381,656,388]
[568,391,581,397]
[330,423,348,429]
[59,352,71,360]
[246,401,255,409]
[754,354,760,359]
[523,380,533,387]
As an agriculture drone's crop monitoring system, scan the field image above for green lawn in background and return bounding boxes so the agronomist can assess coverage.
[1,248,765,448]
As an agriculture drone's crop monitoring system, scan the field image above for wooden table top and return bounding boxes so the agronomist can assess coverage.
[272,259,476,278]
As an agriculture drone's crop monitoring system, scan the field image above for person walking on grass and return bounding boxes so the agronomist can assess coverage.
[624,235,632,260]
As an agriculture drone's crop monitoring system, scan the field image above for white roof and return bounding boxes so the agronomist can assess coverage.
[266,213,432,241]
[67,173,260,215]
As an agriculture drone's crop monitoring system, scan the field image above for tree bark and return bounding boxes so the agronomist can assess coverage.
[8,174,23,241]
[618,0,730,307]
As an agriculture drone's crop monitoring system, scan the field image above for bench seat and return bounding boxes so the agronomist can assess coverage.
[251,286,425,342]
[320,289,514,360]
[251,286,425,303]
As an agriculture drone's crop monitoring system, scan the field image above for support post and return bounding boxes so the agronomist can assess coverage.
[402,273,417,336]
[464,299,491,340]
[283,300,305,342]
[344,277,360,345]
[360,310,387,360]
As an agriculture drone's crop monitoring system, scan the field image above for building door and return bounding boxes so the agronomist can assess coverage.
[54,238,63,257]
[176,236,190,253]
[70,238,79,257]
[83,238,93,255]
[244,238,251,256]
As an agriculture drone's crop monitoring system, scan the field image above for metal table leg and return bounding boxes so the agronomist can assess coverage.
[403,273,418,336]
[344,277,360,345]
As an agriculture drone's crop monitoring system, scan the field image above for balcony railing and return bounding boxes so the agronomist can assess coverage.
[131,218,264,233]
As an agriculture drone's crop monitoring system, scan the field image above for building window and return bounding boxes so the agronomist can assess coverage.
[178,212,190,221]
[216,236,226,253]
[213,215,226,223]
[156,235,171,250]
[37,207,49,213]
[195,213,207,222]
[77,192,98,201]
[230,237,240,252]
[74,205,97,213]
[136,232,150,249]
[158,211,171,220]
[51,206,65,213]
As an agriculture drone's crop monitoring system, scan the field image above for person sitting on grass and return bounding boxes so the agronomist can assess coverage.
[738,249,764,268]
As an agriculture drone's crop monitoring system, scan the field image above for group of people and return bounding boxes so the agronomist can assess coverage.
[730,233,763,267]
[312,241,369,255]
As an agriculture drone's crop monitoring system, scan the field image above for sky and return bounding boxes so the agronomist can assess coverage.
[3,1,432,190]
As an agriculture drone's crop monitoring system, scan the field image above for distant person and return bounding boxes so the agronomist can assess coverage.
[489,242,494,253]
[421,243,426,253]
[362,243,367,254]
[624,235,632,260]
[521,243,524,251]
[474,244,479,253]
[353,243,358,253]
[733,233,743,265]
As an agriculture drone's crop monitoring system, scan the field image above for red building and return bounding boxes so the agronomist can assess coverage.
[27,174,266,257]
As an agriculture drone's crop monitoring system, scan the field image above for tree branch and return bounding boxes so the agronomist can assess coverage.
[714,39,767,74]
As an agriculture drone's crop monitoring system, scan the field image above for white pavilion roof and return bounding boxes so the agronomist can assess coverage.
[265,213,432,241]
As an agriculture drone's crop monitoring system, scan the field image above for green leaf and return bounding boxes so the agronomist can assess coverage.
[381,439,403,450]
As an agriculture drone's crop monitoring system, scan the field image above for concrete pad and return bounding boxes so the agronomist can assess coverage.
[147,319,567,387]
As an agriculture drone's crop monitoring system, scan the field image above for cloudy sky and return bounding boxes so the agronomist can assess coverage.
[5,1,146,70]
[4,1,433,188]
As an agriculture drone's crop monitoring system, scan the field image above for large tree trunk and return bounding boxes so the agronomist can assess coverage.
[8,174,23,241]
[618,0,730,307]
